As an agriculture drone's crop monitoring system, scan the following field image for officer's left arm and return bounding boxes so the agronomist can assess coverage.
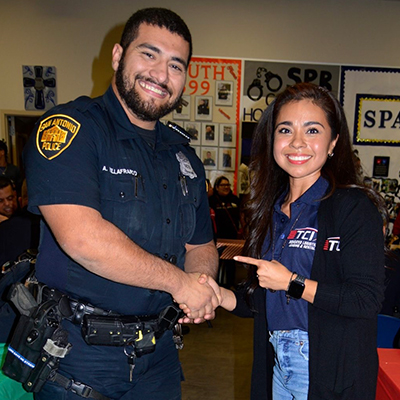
[184,240,218,279]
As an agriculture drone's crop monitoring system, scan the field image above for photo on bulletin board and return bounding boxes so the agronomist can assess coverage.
[219,148,235,171]
[201,146,218,170]
[215,80,234,106]
[373,156,390,177]
[367,177,382,192]
[202,123,219,147]
[184,121,201,144]
[173,95,191,120]
[381,178,398,194]
[195,96,213,121]
[219,123,236,148]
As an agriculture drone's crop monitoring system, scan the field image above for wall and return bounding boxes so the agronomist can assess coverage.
[1,0,400,176]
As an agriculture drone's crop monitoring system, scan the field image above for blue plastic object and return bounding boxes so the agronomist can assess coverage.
[377,314,400,348]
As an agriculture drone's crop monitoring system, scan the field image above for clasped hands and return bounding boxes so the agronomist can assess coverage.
[175,256,292,324]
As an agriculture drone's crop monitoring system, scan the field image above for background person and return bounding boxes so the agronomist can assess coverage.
[208,176,241,288]
[0,179,40,267]
[0,177,18,223]
[0,141,22,194]
[22,8,218,400]
[208,176,241,240]
[185,83,387,400]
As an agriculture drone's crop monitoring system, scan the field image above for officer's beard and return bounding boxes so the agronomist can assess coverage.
[115,54,182,122]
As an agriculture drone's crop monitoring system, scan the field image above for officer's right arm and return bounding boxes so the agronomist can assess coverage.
[25,109,219,318]
[39,203,219,317]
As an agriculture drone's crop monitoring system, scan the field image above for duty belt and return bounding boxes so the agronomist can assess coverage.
[41,286,184,343]
[39,285,184,395]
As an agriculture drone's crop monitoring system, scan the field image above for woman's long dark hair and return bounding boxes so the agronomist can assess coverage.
[242,82,387,296]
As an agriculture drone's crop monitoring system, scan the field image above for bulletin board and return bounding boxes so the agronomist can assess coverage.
[164,57,241,190]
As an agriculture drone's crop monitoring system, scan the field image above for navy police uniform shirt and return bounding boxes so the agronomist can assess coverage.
[23,86,213,315]
[263,177,329,332]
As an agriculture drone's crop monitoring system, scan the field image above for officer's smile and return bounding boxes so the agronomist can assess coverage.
[138,79,170,99]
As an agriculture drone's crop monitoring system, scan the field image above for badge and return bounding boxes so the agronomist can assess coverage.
[36,114,81,160]
[176,151,197,179]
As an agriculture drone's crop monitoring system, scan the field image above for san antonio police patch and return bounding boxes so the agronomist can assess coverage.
[36,114,81,160]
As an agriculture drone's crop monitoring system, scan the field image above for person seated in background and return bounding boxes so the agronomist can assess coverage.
[208,176,241,240]
[392,210,400,237]
[205,179,217,240]
[208,176,241,288]
[0,177,18,223]
[0,141,22,193]
[0,179,40,267]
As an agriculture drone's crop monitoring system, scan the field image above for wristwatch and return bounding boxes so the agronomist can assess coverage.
[286,273,306,301]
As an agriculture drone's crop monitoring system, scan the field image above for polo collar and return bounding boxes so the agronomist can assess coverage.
[275,176,329,213]
[103,86,188,147]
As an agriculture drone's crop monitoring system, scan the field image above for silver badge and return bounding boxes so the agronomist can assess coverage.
[176,151,197,179]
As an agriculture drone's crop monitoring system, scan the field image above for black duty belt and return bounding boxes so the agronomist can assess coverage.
[38,285,184,396]
[40,285,183,344]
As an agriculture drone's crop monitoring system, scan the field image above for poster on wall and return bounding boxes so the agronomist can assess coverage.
[340,66,400,179]
[164,57,241,190]
[340,66,400,147]
[242,60,340,124]
[23,65,57,111]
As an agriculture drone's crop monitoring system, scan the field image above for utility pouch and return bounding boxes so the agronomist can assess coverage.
[2,296,71,392]
[82,314,156,356]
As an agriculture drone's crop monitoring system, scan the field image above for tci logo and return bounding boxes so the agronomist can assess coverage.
[323,237,341,252]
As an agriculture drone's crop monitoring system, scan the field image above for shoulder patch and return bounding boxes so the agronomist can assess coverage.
[36,114,81,160]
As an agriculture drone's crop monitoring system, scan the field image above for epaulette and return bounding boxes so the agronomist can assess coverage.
[167,121,193,141]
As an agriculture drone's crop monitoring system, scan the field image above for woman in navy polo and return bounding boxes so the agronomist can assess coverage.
[186,83,387,399]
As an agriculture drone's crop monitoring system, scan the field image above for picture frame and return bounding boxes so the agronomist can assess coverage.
[184,121,201,144]
[173,95,191,120]
[218,147,235,171]
[191,145,201,158]
[195,96,213,121]
[201,123,219,147]
[373,156,390,177]
[215,80,234,106]
[219,123,236,148]
[201,146,218,170]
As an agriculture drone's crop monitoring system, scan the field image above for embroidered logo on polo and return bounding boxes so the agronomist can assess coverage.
[36,114,81,160]
[323,237,341,251]
[286,227,317,250]
[176,151,197,179]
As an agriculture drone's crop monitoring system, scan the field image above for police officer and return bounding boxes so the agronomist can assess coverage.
[23,8,219,400]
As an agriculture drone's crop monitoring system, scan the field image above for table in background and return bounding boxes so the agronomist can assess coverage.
[216,239,245,286]
[376,348,400,399]
[216,239,245,260]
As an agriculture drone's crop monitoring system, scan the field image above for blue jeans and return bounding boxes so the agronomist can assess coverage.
[269,330,309,400]
[34,320,182,400]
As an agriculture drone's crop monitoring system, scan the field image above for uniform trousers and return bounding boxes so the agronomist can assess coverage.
[34,320,182,400]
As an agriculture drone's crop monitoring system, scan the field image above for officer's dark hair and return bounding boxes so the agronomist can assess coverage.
[0,140,8,157]
[0,176,14,190]
[120,8,192,65]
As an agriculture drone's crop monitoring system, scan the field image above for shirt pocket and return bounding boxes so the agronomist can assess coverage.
[101,174,148,244]
[177,176,198,244]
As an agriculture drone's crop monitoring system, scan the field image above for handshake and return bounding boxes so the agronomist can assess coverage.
[173,272,235,324]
